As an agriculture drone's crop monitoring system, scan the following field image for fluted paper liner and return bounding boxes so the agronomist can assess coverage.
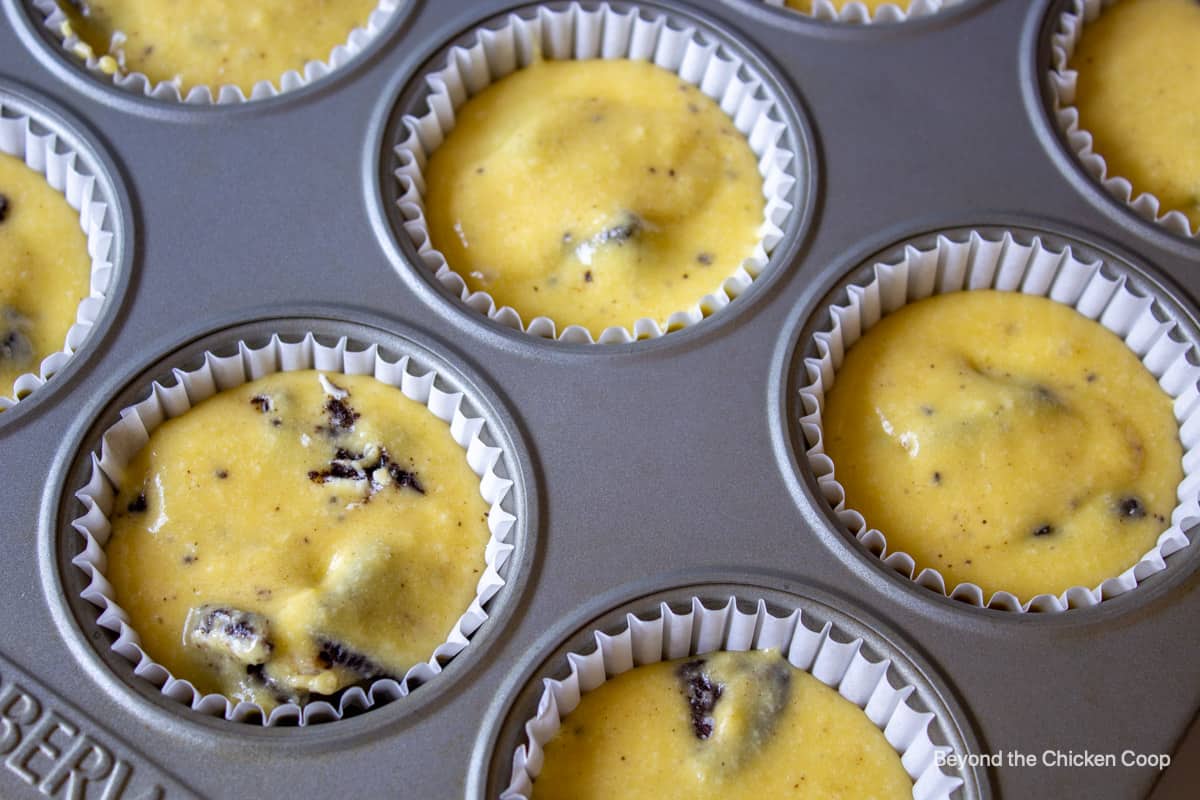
[0,94,118,410]
[392,2,799,344]
[33,0,403,104]
[71,333,518,725]
[763,0,962,25]
[502,596,964,799]
[800,230,1200,612]
[1048,0,1199,239]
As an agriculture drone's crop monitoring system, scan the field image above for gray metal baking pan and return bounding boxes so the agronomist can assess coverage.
[0,0,1197,797]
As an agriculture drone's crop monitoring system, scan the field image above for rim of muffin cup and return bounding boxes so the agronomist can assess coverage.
[0,85,124,413]
[387,1,808,345]
[495,589,976,799]
[67,328,523,726]
[759,0,965,25]
[794,226,1200,614]
[1045,0,1199,241]
[29,0,406,105]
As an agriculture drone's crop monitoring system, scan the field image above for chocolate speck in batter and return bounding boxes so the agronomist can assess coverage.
[0,194,9,224]
[1117,496,1146,520]
[250,394,272,413]
[696,252,713,265]
[1033,523,1055,537]
[127,491,147,513]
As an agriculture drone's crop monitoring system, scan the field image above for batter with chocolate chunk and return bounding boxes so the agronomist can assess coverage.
[533,650,911,798]
[104,370,490,710]
[1070,0,1200,229]
[424,59,764,338]
[0,152,90,396]
[822,291,1182,600]
[57,0,376,95]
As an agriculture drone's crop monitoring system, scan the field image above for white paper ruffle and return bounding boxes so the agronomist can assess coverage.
[393,2,798,344]
[71,333,518,725]
[32,0,403,104]
[1048,0,1198,239]
[763,0,961,25]
[0,96,117,410]
[799,230,1200,612]
[502,596,965,799]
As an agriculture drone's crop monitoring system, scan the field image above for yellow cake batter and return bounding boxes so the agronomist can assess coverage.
[533,650,912,799]
[424,59,764,338]
[785,0,900,14]
[58,0,377,94]
[1071,0,1200,229]
[822,291,1182,600]
[104,370,490,710]
[0,152,90,397]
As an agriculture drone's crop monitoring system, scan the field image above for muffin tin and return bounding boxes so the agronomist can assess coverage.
[0,0,1197,797]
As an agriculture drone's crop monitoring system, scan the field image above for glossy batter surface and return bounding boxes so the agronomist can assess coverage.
[60,0,376,93]
[105,370,490,710]
[0,152,90,396]
[425,59,764,338]
[1071,0,1200,228]
[823,291,1182,599]
[534,650,911,799]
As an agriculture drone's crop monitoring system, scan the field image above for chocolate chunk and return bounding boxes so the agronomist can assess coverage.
[244,663,296,704]
[215,469,229,479]
[249,394,272,413]
[0,194,8,223]
[126,491,147,513]
[696,252,713,265]
[315,637,389,679]
[584,270,593,283]
[387,462,425,494]
[1033,523,1055,537]
[0,307,33,365]
[324,397,359,433]
[184,605,272,665]
[932,471,942,485]
[677,659,722,740]
[1117,496,1146,520]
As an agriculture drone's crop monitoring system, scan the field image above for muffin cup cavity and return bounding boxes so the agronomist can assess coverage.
[762,0,962,25]
[71,332,519,725]
[0,90,120,410]
[1047,0,1199,239]
[31,0,404,104]
[391,2,802,344]
[799,229,1200,612]
[501,594,965,799]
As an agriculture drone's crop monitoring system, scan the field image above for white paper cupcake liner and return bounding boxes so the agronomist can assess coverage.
[392,2,799,344]
[33,0,404,104]
[1048,0,1199,239]
[70,332,518,725]
[763,0,962,25]
[502,596,964,799]
[800,229,1200,612]
[0,94,118,410]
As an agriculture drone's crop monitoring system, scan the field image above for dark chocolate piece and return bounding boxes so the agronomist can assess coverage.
[0,307,33,366]
[249,394,272,413]
[676,659,722,740]
[0,193,8,223]
[324,397,359,433]
[1117,496,1146,520]
[126,491,147,513]
[315,637,389,679]
[1033,524,1055,537]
